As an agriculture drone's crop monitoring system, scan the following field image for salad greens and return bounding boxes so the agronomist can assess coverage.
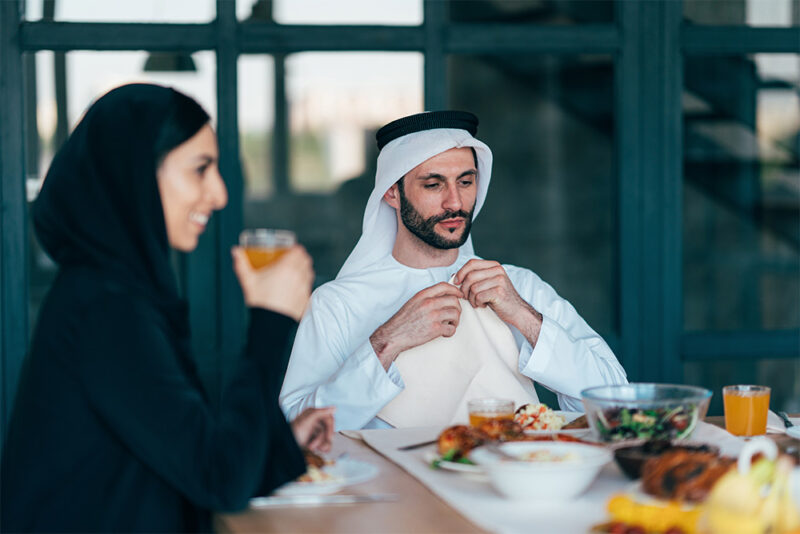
[594,405,698,441]
[431,448,476,469]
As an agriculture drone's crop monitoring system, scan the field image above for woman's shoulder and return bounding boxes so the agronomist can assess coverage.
[29,268,166,369]
[45,266,159,323]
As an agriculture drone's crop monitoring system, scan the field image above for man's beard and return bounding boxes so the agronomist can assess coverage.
[398,184,474,250]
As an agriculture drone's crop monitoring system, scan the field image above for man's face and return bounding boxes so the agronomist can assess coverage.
[395,147,478,250]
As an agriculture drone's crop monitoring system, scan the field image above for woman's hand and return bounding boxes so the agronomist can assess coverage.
[290,407,335,453]
[231,245,314,321]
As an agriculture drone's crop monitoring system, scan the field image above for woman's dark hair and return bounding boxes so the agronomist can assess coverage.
[153,90,210,167]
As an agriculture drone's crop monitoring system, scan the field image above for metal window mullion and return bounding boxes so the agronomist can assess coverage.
[0,0,27,448]
[215,0,245,391]
[23,53,38,173]
[240,24,424,53]
[19,22,216,51]
[617,0,683,383]
[41,2,67,149]
[445,24,620,54]
[636,1,684,384]
[659,0,684,384]
[616,0,644,381]
[273,54,289,195]
[424,0,446,110]
[682,25,800,54]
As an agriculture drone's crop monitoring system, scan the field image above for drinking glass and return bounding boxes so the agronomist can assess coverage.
[467,398,514,427]
[239,229,296,269]
[723,385,771,436]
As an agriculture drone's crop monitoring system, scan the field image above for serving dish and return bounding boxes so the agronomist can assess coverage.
[581,383,712,443]
[612,439,720,479]
[469,441,611,500]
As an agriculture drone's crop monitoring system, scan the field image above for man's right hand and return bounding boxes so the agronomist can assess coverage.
[291,406,335,453]
[369,282,464,370]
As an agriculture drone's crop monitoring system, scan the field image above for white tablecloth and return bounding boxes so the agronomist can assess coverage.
[356,422,754,534]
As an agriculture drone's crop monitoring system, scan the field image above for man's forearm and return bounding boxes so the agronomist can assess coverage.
[510,299,543,348]
[369,328,399,371]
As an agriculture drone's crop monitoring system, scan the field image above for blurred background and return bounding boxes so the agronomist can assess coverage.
[2,0,798,428]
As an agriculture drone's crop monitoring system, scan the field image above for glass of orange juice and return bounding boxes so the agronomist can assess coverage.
[240,229,296,269]
[722,385,770,436]
[467,398,514,427]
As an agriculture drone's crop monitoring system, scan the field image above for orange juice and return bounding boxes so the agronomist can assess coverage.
[240,229,295,269]
[244,247,288,269]
[468,412,514,427]
[723,386,770,436]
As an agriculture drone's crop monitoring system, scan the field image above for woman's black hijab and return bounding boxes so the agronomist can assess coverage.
[33,83,209,326]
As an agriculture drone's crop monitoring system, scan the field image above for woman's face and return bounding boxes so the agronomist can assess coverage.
[157,124,227,252]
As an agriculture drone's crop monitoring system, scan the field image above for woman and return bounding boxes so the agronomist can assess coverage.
[0,84,332,532]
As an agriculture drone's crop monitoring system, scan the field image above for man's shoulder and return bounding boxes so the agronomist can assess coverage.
[460,254,537,279]
[496,262,548,290]
[310,267,393,309]
[500,262,536,277]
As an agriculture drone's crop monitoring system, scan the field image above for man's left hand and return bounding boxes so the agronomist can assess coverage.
[454,259,543,344]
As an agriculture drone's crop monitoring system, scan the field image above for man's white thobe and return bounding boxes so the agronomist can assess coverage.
[279,252,627,430]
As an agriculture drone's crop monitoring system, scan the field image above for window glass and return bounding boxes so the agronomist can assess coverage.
[684,0,799,26]
[237,0,423,24]
[26,50,217,332]
[683,53,800,332]
[286,52,423,194]
[25,0,215,23]
[682,53,799,419]
[448,54,617,337]
[238,55,275,199]
[241,52,423,285]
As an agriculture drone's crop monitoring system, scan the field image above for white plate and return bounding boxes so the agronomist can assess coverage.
[272,458,379,496]
[787,426,800,440]
[521,411,591,436]
[423,450,484,474]
[623,480,701,510]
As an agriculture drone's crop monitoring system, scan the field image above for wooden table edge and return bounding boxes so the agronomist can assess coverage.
[216,432,487,533]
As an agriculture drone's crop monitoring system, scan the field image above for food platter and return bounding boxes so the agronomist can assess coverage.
[422,450,485,475]
[271,458,379,496]
[521,411,592,437]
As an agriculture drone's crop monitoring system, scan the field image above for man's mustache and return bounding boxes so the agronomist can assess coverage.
[426,210,473,225]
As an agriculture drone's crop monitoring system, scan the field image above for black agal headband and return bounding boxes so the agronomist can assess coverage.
[375,111,479,151]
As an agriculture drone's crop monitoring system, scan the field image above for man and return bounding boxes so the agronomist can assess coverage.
[280,111,626,430]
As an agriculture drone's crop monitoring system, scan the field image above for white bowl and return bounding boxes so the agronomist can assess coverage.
[469,442,611,500]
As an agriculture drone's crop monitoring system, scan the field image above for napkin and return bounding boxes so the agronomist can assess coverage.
[377,277,538,428]
[339,430,364,441]
[766,410,799,434]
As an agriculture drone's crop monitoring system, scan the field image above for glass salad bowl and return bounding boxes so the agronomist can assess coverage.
[581,383,712,443]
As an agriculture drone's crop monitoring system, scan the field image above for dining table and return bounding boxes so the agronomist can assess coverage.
[216,413,799,534]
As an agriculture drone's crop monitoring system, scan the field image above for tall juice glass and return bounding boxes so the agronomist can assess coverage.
[240,229,296,269]
[722,385,770,436]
